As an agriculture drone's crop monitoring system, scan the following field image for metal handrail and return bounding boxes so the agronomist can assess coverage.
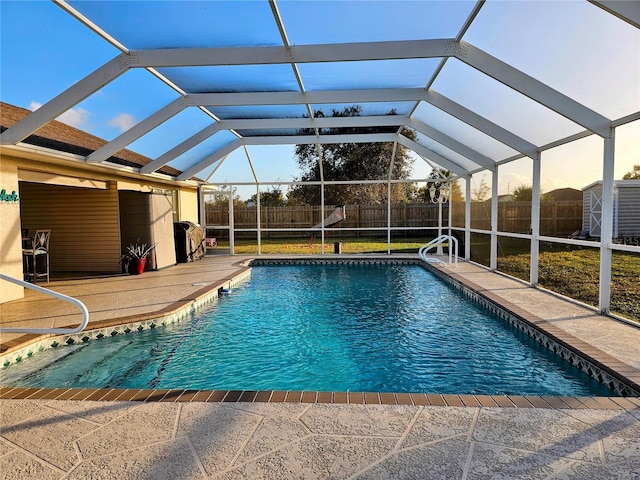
[0,273,89,334]
[419,235,458,266]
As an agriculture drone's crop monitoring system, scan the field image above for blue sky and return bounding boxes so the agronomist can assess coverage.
[1,1,638,199]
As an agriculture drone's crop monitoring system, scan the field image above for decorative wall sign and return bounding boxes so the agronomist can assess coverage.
[0,189,20,203]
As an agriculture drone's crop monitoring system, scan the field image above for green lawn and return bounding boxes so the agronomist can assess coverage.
[215,237,433,255]
[498,249,640,323]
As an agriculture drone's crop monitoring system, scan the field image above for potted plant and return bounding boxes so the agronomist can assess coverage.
[120,240,157,275]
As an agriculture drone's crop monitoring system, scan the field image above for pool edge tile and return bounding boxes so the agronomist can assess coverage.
[222,390,242,402]
[285,391,303,403]
[364,392,381,405]
[333,392,348,404]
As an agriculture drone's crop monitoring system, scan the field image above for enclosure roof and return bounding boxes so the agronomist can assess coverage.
[1,0,638,183]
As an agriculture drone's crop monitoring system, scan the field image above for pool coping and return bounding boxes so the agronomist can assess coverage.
[2,385,640,411]
[2,256,639,402]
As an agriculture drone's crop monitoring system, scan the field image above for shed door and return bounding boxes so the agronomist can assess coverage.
[589,191,602,237]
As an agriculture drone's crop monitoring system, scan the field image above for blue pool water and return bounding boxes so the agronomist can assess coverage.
[3,264,615,396]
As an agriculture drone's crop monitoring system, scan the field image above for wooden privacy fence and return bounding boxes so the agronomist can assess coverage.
[205,201,582,238]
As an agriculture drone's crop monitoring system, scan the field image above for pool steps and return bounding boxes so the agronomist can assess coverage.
[0,267,252,368]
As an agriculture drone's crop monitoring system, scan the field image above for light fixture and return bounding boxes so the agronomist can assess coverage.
[428,182,449,203]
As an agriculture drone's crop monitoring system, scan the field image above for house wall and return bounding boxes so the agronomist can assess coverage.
[0,147,199,304]
[119,190,154,269]
[20,181,121,273]
[119,191,177,271]
[179,188,199,223]
[0,155,24,302]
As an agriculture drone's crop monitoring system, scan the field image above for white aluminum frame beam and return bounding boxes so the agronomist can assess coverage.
[176,132,469,181]
[221,115,408,130]
[589,0,640,29]
[243,133,397,146]
[396,135,467,177]
[178,139,243,181]
[176,133,399,181]
[91,102,501,176]
[3,37,611,154]
[409,117,495,170]
[140,115,408,174]
[189,89,428,107]
[0,56,129,144]
[424,90,539,159]
[141,122,225,174]
[130,39,456,67]
[139,102,516,177]
[87,97,187,163]
[454,42,612,137]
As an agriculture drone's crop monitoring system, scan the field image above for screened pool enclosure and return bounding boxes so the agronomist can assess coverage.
[1,1,639,318]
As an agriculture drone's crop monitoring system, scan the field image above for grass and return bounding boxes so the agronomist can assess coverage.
[210,237,640,323]
[213,237,433,255]
[498,249,640,322]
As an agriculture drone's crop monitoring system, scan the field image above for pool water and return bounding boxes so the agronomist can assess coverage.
[3,264,615,396]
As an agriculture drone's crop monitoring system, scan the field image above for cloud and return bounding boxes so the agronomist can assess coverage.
[59,108,91,129]
[29,101,91,130]
[107,113,136,133]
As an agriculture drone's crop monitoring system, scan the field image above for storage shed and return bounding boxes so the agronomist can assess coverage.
[582,180,640,241]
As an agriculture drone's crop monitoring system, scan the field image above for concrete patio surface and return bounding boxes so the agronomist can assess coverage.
[2,398,640,479]
[2,255,640,479]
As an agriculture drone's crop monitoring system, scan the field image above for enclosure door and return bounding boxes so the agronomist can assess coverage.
[201,187,234,254]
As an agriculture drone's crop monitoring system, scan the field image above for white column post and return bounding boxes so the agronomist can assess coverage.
[490,169,498,271]
[599,128,615,314]
[228,188,235,255]
[387,181,392,255]
[320,183,326,254]
[448,182,452,238]
[387,143,397,256]
[436,200,443,255]
[198,186,205,231]
[256,185,261,255]
[530,153,541,286]
[316,144,325,255]
[465,176,471,260]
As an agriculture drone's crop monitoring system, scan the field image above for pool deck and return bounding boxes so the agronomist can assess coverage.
[1,255,640,479]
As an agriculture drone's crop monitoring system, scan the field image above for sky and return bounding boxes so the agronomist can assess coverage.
[1,1,638,200]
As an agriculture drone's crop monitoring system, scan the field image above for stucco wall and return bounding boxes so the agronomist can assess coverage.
[20,181,122,273]
[1,147,200,305]
[0,155,25,302]
[179,188,199,223]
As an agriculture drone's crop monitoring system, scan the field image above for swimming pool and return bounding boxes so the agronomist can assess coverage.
[3,264,615,396]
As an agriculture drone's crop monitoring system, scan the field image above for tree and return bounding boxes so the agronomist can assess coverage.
[248,186,287,207]
[623,164,640,180]
[288,106,416,205]
[472,175,490,202]
[511,185,551,202]
[204,187,243,208]
[511,185,533,201]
